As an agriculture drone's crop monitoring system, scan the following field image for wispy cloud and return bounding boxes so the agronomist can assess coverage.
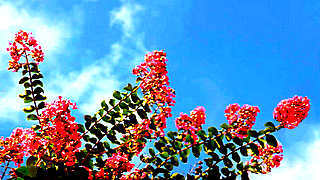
[47,0,147,115]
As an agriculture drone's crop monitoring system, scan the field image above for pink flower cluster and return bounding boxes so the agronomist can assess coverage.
[120,169,148,180]
[0,128,38,166]
[273,96,310,129]
[175,106,206,144]
[248,142,283,174]
[96,152,134,179]
[7,30,44,72]
[225,104,260,139]
[36,96,81,166]
[133,50,175,137]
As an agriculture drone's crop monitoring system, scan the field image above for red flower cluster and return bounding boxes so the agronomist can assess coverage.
[133,50,175,137]
[273,96,310,129]
[96,152,135,179]
[7,30,44,72]
[35,96,81,166]
[0,128,38,166]
[175,106,206,144]
[225,104,260,139]
[248,142,283,174]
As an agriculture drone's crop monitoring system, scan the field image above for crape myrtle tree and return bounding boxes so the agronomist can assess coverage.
[0,30,311,180]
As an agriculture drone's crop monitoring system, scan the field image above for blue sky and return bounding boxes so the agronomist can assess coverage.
[0,0,319,179]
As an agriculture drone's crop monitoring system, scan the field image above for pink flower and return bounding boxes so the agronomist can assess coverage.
[7,30,44,72]
[175,106,206,144]
[273,95,310,129]
[248,142,283,174]
[225,103,260,138]
[0,128,38,166]
[35,96,81,166]
[132,50,175,137]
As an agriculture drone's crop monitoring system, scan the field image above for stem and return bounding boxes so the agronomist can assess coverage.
[154,129,227,169]
[80,103,143,164]
[1,161,9,180]
[81,84,142,138]
[24,52,40,118]
[196,125,282,179]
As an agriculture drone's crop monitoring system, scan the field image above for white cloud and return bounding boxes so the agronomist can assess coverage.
[251,130,320,180]
[0,3,71,62]
[47,0,147,115]
[110,2,143,37]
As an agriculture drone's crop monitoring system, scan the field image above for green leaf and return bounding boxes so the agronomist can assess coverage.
[257,138,266,148]
[137,109,148,119]
[172,155,179,166]
[131,93,140,103]
[24,82,31,88]
[109,99,116,106]
[233,136,243,146]
[113,90,122,100]
[119,102,128,109]
[84,115,92,122]
[31,73,43,79]
[220,123,230,129]
[223,157,233,168]
[264,121,275,129]
[23,105,35,113]
[83,135,90,142]
[180,149,190,163]
[77,124,85,133]
[160,152,169,159]
[33,87,44,95]
[31,80,43,87]
[19,77,29,84]
[16,166,31,177]
[22,69,28,76]
[101,100,108,111]
[149,148,155,156]
[124,83,133,91]
[31,125,41,131]
[24,96,33,103]
[185,134,193,144]
[19,90,31,98]
[26,156,38,167]
[266,134,278,147]
[226,143,236,151]
[240,146,248,156]
[85,121,91,130]
[210,152,220,161]
[173,141,182,150]
[38,102,45,109]
[192,144,202,158]
[27,114,38,120]
[248,130,259,138]
[165,162,173,171]
[236,162,244,171]
[103,141,110,149]
[34,94,46,101]
[249,143,259,156]
[232,152,241,163]
[167,131,177,140]
[221,167,230,176]
[170,173,185,180]
[197,130,207,140]
[89,137,97,144]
